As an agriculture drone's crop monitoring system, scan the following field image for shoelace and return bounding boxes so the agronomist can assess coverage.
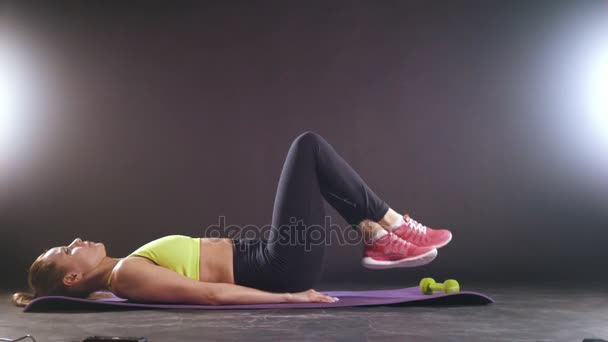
[384,234,411,254]
[405,216,427,235]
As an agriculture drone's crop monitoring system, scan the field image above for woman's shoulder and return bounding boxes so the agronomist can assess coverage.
[112,255,154,275]
[109,257,154,284]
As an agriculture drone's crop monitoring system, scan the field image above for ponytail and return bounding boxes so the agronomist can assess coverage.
[12,292,35,307]
[12,251,68,307]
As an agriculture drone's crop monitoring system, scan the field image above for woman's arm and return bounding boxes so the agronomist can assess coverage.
[111,257,337,305]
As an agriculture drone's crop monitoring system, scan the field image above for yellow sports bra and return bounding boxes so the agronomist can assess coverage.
[107,235,200,289]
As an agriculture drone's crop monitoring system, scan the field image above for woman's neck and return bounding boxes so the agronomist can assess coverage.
[77,256,123,294]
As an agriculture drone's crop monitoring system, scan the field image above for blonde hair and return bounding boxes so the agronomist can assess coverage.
[12,251,71,307]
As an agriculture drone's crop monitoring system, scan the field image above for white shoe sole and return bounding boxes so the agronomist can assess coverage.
[361,248,438,269]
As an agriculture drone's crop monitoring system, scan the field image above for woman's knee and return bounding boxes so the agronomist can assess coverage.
[292,131,323,149]
[287,131,327,164]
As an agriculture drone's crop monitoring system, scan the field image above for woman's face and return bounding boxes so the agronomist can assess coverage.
[43,238,107,277]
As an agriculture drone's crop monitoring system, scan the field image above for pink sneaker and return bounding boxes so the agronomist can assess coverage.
[393,214,452,249]
[362,233,437,269]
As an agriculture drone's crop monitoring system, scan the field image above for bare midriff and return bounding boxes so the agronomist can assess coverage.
[198,238,235,284]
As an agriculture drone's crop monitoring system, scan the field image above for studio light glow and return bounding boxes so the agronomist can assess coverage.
[568,12,608,187]
[585,45,608,141]
[0,33,33,165]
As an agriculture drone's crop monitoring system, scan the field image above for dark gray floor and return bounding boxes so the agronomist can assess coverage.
[1,283,607,342]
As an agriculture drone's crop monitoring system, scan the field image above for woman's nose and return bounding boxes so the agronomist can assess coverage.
[71,238,83,246]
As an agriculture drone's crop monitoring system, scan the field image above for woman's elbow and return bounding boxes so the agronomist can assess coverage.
[203,287,227,305]
[186,284,221,305]
[205,294,221,306]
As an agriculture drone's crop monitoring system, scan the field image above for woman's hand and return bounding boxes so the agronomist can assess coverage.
[286,289,339,303]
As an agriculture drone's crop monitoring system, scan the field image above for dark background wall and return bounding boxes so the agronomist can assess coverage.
[1,1,607,290]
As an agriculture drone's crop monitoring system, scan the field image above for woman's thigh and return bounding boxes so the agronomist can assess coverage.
[266,132,328,285]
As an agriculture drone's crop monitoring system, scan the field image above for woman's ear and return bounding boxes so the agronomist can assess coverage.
[63,272,83,287]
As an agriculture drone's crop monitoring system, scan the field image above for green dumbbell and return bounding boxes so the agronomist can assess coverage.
[419,278,460,295]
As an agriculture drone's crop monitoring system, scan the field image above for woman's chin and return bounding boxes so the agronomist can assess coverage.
[96,242,107,255]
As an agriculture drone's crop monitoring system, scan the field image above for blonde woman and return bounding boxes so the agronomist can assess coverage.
[13,132,451,307]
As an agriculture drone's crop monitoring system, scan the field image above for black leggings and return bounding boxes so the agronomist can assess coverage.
[232,131,389,292]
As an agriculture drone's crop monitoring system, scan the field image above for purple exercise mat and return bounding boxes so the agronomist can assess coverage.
[24,287,494,312]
